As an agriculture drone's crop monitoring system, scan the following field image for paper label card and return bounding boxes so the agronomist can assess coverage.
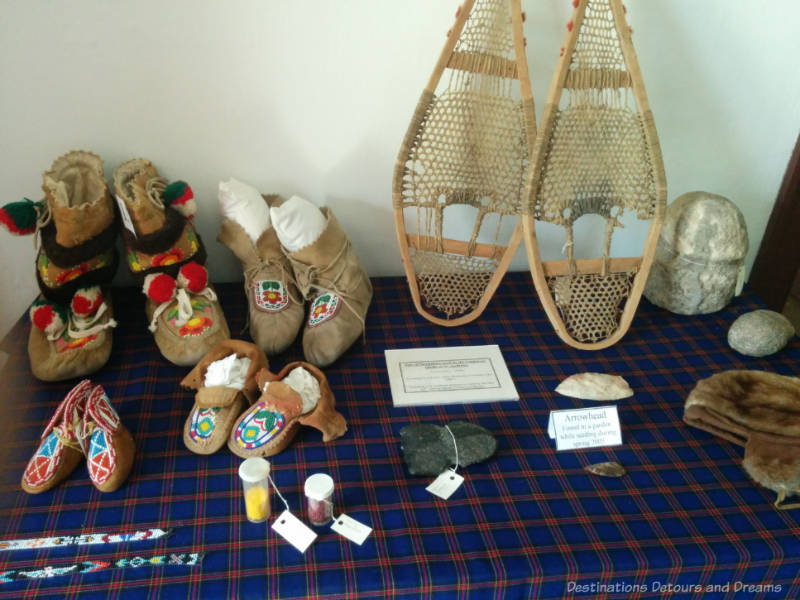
[331,514,372,545]
[426,470,464,500]
[385,345,519,407]
[115,194,137,238]
[547,406,622,451]
[271,510,317,553]
[735,263,746,296]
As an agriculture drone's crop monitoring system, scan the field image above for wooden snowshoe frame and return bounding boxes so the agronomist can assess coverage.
[522,0,666,349]
[393,0,536,326]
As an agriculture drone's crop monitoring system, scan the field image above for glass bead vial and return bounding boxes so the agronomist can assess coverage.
[238,458,271,523]
[304,473,334,526]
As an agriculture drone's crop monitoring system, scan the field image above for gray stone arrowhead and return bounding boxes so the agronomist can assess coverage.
[400,421,497,476]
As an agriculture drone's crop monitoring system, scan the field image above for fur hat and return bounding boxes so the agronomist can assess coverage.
[684,370,800,510]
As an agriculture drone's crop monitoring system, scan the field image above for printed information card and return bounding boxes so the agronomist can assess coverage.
[547,406,622,451]
[385,345,519,407]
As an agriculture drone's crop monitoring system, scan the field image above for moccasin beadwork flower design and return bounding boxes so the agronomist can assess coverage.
[308,293,341,327]
[254,280,289,313]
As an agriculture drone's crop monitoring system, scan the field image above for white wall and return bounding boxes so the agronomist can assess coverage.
[1,0,799,339]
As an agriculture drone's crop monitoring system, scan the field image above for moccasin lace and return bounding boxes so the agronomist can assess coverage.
[66,301,117,340]
[148,274,218,333]
[76,385,120,455]
[45,379,92,451]
[287,239,367,336]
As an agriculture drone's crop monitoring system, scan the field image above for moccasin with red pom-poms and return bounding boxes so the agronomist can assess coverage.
[141,263,229,366]
[1,151,119,381]
[114,159,229,365]
[27,287,116,382]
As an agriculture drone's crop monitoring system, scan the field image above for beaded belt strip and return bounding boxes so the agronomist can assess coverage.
[0,528,171,552]
[0,552,203,583]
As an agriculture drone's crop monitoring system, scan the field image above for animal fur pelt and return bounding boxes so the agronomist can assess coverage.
[40,218,118,268]
[684,370,800,510]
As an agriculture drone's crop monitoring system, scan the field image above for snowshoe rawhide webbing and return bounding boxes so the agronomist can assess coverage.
[393,0,536,326]
[522,0,666,349]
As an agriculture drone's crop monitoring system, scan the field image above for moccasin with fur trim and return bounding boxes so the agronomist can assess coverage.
[0,151,119,381]
[142,263,230,366]
[27,287,117,382]
[180,340,269,455]
[227,361,347,458]
[21,380,93,494]
[113,159,230,365]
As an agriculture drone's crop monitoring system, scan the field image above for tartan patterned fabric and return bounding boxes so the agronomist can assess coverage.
[0,273,799,599]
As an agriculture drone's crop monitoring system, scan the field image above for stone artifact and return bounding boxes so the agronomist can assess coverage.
[400,421,497,476]
[555,373,633,401]
[585,461,626,478]
[644,191,748,314]
[684,370,800,509]
[728,310,795,357]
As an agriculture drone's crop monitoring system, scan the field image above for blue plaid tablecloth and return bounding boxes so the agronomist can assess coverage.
[0,273,798,599]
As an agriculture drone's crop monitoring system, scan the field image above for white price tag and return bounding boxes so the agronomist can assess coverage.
[426,469,464,500]
[330,514,372,545]
[735,263,746,296]
[548,406,622,451]
[271,510,317,553]
[115,194,137,238]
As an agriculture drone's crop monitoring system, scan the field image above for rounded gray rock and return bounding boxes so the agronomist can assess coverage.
[400,421,497,476]
[644,191,748,315]
[728,310,795,357]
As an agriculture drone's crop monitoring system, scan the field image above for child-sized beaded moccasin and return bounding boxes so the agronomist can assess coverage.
[0,151,119,381]
[78,384,135,493]
[227,361,347,458]
[180,340,269,455]
[217,182,304,355]
[113,158,229,365]
[21,380,93,494]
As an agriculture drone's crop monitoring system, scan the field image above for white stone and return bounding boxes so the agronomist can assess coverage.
[728,310,795,357]
[555,373,633,401]
[644,191,748,315]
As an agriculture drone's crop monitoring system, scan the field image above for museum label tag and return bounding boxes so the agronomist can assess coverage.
[271,510,317,553]
[115,194,137,238]
[735,264,746,296]
[547,405,622,451]
[426,469,464,500]
[331,514,372,545]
